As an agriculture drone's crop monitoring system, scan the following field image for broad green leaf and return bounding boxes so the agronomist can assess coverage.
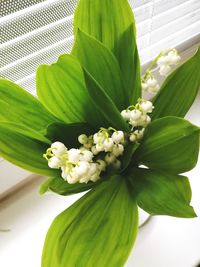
[0,79,57,133]
[121,142,140,171]
[0,122,51,144]
[0,124,59,177]
[117,23,141,104]
[46,122,95,148]
[83,69,129,132]
[133,117,200,173]
[128,168,196,218]
[36,54,108,128]
[40,176,100,196]
[152,47,200,119]
[74,0,141,104]
[72,29,128,109]
[42,175,138,267]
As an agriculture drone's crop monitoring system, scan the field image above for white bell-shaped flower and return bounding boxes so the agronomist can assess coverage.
[134,129,144,140]
[159,64,171,76]
[140,100,154,113]
[148,84,160,94]
[141,82,148,92]
[93,132,105,144]
[61,165,70,179]
[67,172,80,184]
[157,55,170,66]
[103,138,114,152]
[91,145,99,155]
[95,143,104,152]
[80,150,94,162]
[146,77,158,88]
[90,171,101,182]
[111,130,124,144]
[75,161,90,176]
[130,109,142,121]
[167,51,180,65]
[112,144,124,157]
[68,148,81,162]
[96,159,107,171]
[48,156,62,169]
[121,109,131,121]
[51,141,67,156]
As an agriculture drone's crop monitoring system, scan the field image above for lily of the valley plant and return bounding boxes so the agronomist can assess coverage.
[0,0,200,266]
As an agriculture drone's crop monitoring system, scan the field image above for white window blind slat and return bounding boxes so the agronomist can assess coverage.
[1,0,45,17]
[152,0,200,30]
[151,9,200,44]
[1,0,76,44]
[1,16,73,67]
[154,0,191,15]
[141,26,200,63]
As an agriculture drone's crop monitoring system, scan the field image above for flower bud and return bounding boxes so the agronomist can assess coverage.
[112,144,124,157]
[142,82,148,92]
[105,153,116,165]
[78,134,88,144]
[96,160,107,171]
[111,159,121,170]
[129,133,136,142]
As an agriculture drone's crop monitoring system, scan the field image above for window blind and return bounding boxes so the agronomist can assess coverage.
[0,0,200,194]
[0,0,200,95]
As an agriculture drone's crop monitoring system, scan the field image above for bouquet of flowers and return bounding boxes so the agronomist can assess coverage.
[0,0,200,266]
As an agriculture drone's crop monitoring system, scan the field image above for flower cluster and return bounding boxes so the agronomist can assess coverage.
[44,99,154,184]
[157,49,181,76]
[121,99,153,142]
[142,74,160,95]
[142,48,181,95]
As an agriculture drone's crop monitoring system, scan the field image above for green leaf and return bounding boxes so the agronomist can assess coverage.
[0,79,57,133]
[128,168,196,218]
[36,54,108,128]
[117,23,141,104]
[74,0,141,104]
[40,176,100,196]
[0,124,59,177]
[46,122,95,148]
[83,69,129,132]
[133,117,200,173]
[72,29,128,109]
[42,175,138,267]
[0,122,51,144]
[152,47,200,119]
[39,177,55,195]
[121,142,140,171]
